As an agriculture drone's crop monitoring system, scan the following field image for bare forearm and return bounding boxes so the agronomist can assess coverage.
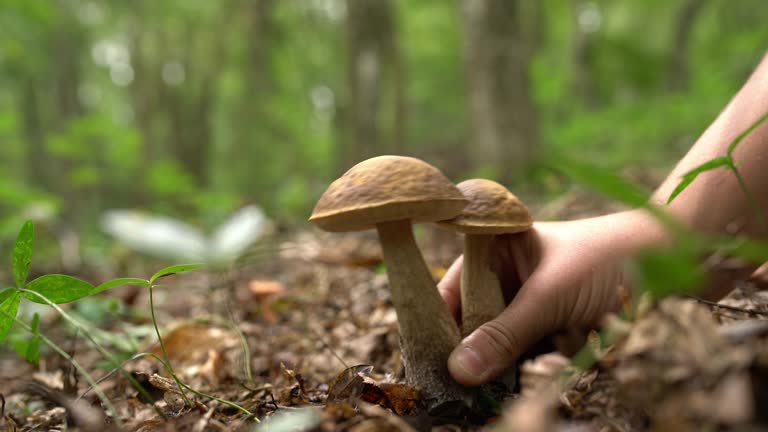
[652,52,768,238]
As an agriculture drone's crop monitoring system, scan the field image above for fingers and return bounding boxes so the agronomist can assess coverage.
[437,255,463,320]
[447,283,555,386]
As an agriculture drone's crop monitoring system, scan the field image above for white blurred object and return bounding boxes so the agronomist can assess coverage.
[209,206,267,263]
[101,205,268,265]
[253,407,321,432]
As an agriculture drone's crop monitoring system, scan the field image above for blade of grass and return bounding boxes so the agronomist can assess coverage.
[18,288,159,414]
[666,156,730,204]
[1,309,122,428]
[727,110,768,157]
[149,263,206,284]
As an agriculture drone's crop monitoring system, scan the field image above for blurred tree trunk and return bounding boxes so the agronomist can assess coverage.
[570,0,598,109]
[232,0,276,197]
[20,79,48,190]
[52,3,89,222]
[128,2,159,205]
[667,0,706,91]
[165,16,228,189]
[391,23,408,156]
[459,0,538,183]
[344,0,405,169]
[52,8,84,124]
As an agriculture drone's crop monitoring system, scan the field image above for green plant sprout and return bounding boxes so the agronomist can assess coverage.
[0,220,257,426]
[667,110,768,228]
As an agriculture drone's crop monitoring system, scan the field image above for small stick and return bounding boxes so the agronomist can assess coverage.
[690,296,768,316]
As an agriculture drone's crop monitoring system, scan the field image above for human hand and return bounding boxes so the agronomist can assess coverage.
[438,210,668,386]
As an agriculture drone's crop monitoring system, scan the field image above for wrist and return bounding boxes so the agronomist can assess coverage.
[599,208,674,255]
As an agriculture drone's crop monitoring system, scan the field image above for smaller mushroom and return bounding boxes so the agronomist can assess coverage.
[438,179,533,337]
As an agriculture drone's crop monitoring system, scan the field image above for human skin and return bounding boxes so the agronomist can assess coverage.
[439,52,768,387]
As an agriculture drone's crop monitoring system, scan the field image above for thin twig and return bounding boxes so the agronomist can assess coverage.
[690,296,768,316]
[310,327,349,369]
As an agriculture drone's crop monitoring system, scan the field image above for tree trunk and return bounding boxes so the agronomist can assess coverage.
[570,0,598,109]
[344,0,405,169]
[667,0,707,92]
[128,2,159,205]
[459,0,538,183]
[52,10,84,124]
[20,79,48,190]
[232,0,276,197]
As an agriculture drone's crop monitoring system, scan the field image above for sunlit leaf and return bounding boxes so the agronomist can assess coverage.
[92,278,150,295]
[12,220,34,288]
[666,156,730,204]
[0,288,15,303]
[149,263,206,284]
[24,274,95,304]
[550,158,649,207]
[0,291,21,342]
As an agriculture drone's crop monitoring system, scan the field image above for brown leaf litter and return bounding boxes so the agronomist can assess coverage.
[2,227,768,431]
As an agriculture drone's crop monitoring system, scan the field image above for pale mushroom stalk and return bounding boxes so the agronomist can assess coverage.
[461,234,505,337]
[376,220,467,402]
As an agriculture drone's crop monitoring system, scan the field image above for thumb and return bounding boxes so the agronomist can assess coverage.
[447,280,556,386]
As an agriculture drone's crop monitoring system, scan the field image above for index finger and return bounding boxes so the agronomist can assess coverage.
[437,255,463,320]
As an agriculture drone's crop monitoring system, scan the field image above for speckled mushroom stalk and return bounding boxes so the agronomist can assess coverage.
[376,220,468,403]
[309,156,473,407]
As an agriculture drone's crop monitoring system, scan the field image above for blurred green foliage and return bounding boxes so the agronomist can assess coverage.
[0,0,766,268]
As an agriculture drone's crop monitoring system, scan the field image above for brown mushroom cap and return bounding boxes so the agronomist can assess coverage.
[439,178,533,235]
[309,156,467,232]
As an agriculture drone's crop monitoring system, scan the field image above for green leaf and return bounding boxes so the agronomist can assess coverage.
[92,278,150,295]
[149,263,206,284]
[550,158,650,207]
[727,110,768,157]
[0,288,15,303]
[12,221,34,288]
[0,291,21,342]
[666,156,730,204]
[633,245,705,298]
[12,313,41,364]
[24,274,95,304]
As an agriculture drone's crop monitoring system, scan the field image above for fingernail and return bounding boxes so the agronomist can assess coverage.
[450,345,487,381]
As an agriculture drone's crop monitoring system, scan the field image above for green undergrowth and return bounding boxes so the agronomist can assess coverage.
[0,221,257,427]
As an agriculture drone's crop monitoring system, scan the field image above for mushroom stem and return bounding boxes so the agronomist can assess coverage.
[461,234,506,337]
[461,234,517,390]
[376,219,469,405]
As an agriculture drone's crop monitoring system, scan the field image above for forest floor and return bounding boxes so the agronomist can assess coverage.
[2,189,768,431]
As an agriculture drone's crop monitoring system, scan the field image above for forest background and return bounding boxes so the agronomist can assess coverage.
[1,0,767,272]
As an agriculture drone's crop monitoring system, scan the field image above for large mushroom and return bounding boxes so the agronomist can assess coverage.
[438,179,533,337]
[309,155,471,406]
